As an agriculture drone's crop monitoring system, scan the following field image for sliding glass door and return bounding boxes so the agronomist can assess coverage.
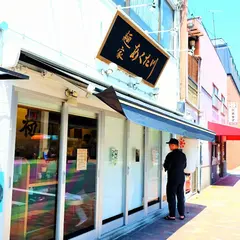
[64,112,98,239]
[161,131,171,207]
[10,106,61,240]
[147,128,161,212]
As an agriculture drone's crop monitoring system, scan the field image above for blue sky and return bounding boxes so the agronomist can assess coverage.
[188,0,240,70]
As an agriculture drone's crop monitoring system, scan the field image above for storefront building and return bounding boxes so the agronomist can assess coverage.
[180,15,228,189]
[179,2,205,194]
[214,39,240,171]
[194,21,228,186]
[0,1,215,240]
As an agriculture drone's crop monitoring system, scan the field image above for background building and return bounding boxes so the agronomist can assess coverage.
[214,38,240,171]
[180,13,228,189]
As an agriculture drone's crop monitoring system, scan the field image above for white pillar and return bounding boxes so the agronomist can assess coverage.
[0,82,18,240]
[55,102,68,240]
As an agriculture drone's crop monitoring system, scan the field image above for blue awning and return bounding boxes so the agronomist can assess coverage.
[96,87,215,142]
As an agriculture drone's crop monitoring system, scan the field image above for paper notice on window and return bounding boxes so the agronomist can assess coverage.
[152,149,159,166]
[76,149,88,171]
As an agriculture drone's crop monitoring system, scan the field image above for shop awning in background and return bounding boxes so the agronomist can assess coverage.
[208,122,240,140]
[0,66,29,80]
[96,87,215,142]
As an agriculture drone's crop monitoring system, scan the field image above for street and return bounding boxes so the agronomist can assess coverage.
[119,169,240,240]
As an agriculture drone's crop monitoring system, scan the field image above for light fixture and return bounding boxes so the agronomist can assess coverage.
[101,62,118,76]
[86,84,95,97]
[127,76,142,90]
[187,22,194,30]
[65,88,78,106]
[87,84,95,94]
[149,87,160,97]
[118,0,156,11]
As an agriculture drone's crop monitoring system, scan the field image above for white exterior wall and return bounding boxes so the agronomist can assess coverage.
[1,0,179,112]
[0,81,17,240]
[0,0,181,238]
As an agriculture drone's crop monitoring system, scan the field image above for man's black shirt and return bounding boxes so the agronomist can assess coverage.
[164,149,187,185]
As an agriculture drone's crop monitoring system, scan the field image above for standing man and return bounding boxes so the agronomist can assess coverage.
[164,138,187,220]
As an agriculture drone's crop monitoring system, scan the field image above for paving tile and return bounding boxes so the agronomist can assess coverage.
[117,173,240,240]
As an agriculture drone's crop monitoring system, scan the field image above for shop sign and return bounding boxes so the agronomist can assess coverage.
[228,102,238,125]
[96,11,169,87]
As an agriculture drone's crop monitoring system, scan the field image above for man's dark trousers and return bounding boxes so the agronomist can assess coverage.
[167,182,185,217]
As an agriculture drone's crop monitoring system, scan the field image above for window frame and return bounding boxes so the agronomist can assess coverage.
[159,0,176,53]
[116,0,176,54]
[221,95,226,114]
[212,85,221,110]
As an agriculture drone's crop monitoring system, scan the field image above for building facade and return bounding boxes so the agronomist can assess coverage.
[180,13,228,189]
[214,38,240,171]
[0,1,214,240]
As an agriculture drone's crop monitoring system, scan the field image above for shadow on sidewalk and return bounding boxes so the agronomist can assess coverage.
[118,203,206,240]
[213,174,240,187]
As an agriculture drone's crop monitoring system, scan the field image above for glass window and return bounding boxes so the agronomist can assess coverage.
[10,107,61,240]
[213,85,219,96]
[129,0,159,42]
[161,131,171,203]
[160,0,174,50]
[221,95,225,104]
[147,128,161,206]
[221,95,225,113]
[128,123,144,213]
[64,114,97,238]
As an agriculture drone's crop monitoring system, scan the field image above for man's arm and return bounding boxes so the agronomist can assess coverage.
[183,153,187,169]
[163,153,172,172]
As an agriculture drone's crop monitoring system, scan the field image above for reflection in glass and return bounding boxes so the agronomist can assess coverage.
[160,0,174,50]
[10,107,61,240]
[148,128,161,205]
[64,115,97,238]
[161,131,171,203]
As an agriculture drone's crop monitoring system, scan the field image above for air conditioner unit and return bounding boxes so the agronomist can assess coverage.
[177,101,186,114]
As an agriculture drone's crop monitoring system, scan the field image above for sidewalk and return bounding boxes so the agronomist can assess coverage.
[118,172,240,240]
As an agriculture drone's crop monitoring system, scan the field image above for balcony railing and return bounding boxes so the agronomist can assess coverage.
[188,55,199,83]
[188,78,198,106]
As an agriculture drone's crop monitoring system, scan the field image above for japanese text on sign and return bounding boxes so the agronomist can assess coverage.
[228,102,238,125]
[96,11,169,87]
[116,31,159,80]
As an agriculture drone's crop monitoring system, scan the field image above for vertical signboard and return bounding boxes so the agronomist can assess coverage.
[228,102,238,125]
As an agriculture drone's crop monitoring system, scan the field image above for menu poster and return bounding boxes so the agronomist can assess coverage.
[76,149,88,171]
[152,148,159,166]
